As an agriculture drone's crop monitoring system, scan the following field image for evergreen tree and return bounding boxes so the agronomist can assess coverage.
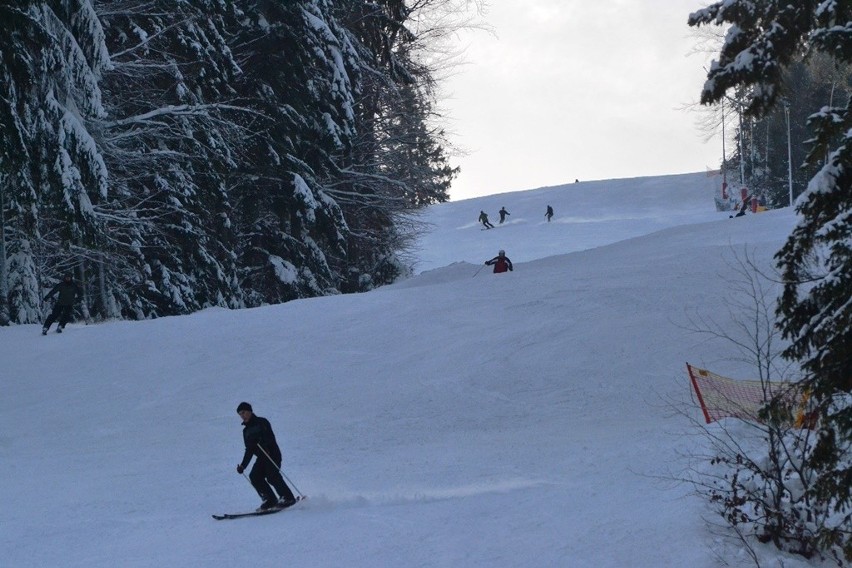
[0,2,109,324]
[723,56,850,209]
[331,0,458,290]
[36,1,111,322]
[97,0,247,317]
[690,0,852,557]
[0,3,40,325]
[224,0,356,304]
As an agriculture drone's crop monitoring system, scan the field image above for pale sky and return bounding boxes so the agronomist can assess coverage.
[441,0,721,200]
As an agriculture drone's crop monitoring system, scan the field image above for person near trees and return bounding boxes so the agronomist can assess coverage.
[730,197,750,218]
[479,210,494,229]
[484,250,513,273]
[236,402,297,511]
[498,207,510,224]
[42,274,82,335]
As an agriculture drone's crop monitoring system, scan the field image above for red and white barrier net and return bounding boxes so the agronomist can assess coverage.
[686,363,810,426]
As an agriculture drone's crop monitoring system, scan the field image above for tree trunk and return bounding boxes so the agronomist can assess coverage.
[76,253,91,322]
[0,180,9,325]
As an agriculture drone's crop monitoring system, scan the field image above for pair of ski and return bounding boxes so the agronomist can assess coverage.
[212,495,306,520]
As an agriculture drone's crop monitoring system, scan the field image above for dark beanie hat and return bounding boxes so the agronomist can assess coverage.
[236,402,252,413]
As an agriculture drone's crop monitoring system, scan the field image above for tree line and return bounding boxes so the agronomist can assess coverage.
[0,0,466,325]
[720,54,850,209]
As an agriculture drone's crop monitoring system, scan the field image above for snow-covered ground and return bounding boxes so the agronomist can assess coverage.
[2,173,827,567]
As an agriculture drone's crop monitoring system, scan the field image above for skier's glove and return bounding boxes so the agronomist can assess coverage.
[236,465,244,474]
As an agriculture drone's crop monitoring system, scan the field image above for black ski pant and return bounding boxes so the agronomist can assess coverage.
[249,457,295,503]
[44,304,74,330]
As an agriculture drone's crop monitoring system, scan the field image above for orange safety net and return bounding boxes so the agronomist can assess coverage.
[686,363,809,426]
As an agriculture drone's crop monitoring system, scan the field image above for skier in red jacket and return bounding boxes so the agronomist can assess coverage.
[485,250,513,273]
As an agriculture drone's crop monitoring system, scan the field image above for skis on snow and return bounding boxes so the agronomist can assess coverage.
[212,495,306,520]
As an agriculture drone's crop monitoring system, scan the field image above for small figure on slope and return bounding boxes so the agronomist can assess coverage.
[545,205,554,222]
[236,402,298,511]
[730,197,749,218]
[479,210,495,229]
[42,273,81,335]
[498,206,510,224]
[485,250,513,273]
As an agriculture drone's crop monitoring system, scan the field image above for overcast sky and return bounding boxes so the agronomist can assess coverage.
[440,0,721,200]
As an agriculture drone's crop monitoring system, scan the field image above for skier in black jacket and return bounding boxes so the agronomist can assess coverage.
[498,207,510,224]
[42,274,82,334]
[236,402,297,511]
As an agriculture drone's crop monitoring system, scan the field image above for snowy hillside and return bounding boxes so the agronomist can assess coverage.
[2,173,824,567]
[413,172,723,273]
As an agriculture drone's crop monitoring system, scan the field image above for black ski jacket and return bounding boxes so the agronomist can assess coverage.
[240,415,282,469]
[45,280,82,306]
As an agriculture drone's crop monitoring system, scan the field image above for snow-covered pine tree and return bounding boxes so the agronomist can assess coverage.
[224,0,355,304]
[690,0,852,559]
[0,1,110,324]
[0,2,40,325]
[97,0,257,317]
[350,0,460,209]
[329,0,460,291]
[35,1,111,322]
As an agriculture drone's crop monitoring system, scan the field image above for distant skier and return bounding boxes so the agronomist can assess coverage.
[479,211,494,229]
[545,205,554,222]
[235,402,297,512]
[485,250,513,273]
[730,197,749,218]
[42,273,81,335]
[498,207,510,224]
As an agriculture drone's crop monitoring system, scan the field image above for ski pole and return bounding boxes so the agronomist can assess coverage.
[257,443,304,497]
[472,264,486,278]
